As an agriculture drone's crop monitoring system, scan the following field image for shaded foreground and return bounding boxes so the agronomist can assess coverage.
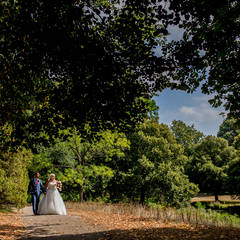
[19,206,105,240]
[67,207,240,240]
[1,204,240,240]
[0,209,25,240]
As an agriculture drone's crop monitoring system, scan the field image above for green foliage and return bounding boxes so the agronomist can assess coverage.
[189,136,238,200]
[227,157,240,196]
[0,148,32,208]
[31,128,129,201]
[126,120,198,207]
[28,121,201,207]
[233,133,240,150]
[194,201,205,209]
[179,206,240,227]
[218,118,240,146]
[143,98,159,120]
[165,0,240,122]
[0,0,176,143]
[171,120,204,155]
[0,123,32,208]
[1,0,240,149]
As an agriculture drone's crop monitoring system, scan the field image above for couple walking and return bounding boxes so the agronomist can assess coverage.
[28,172,66,215]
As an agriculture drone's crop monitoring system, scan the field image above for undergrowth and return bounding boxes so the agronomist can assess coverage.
[66,201,240,228]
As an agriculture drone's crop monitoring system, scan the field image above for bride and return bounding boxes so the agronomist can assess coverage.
[38,173,67,215]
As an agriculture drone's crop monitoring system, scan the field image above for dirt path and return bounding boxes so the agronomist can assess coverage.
[18,205,240,240]
[19,206,106,240]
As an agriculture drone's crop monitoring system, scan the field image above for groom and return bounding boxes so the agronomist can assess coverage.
[28,172,46,215]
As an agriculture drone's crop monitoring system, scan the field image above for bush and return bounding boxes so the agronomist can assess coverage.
[0,148,32,208]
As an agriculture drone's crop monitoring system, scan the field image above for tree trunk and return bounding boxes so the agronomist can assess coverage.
[140,185,145,205]
[79,184,84,202]
[214,192,219,202]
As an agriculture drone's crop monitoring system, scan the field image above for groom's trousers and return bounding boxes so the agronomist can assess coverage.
[31,193,40,215]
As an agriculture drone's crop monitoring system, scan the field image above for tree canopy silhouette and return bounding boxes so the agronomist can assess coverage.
[1,0,239,144]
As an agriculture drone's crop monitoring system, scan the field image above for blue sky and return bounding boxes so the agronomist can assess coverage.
[152,23,225,136]
[153,89,225,136]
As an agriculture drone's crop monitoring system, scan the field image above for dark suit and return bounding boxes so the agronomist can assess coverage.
[28,178,46,215]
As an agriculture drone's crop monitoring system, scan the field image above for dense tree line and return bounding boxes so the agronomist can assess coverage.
[172,119,240,201]
[27,119,199,208]
[1,0,240,208]
[2,116,240,208]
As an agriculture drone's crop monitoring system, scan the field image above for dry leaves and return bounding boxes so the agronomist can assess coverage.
[0,212,25,240]
[68,209,240,240]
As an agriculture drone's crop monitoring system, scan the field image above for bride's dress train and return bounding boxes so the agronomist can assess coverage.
[38,181,67,215]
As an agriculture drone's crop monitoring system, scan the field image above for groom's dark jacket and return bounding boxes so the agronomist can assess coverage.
[28,178,46,196]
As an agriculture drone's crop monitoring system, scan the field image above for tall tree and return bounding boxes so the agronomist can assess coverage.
[171,120,204,155]
[127,120,198,207]
[189,136,238,201]
[29,128,129,201]
[217,118,240,145]
[227,133,240,197]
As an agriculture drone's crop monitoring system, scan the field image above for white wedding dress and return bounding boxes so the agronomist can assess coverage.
[38,181,67,215]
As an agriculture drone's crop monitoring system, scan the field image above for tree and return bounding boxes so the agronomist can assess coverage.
[0,123,32,208]
[217,118,240,145]
[164,0,240,122]
[227,158,240,197]
[144,98,159,121]
[227,133,240,197]
[1,0,240,146]
[127,120,198,207]
[189,136,238,201]
[0,0,175,143]
[171,120,204,155]
[233,133,240,150]
[30,128,129,201]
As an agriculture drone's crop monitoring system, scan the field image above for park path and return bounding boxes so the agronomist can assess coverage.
[19,206,107,240]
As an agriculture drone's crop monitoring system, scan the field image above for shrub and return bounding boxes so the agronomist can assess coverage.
[0,148,32,208]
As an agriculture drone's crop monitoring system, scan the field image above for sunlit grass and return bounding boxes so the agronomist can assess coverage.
[0,207,12,213]
[66,201,240,228]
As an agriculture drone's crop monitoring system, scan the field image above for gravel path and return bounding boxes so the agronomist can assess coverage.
[19,206,106,240]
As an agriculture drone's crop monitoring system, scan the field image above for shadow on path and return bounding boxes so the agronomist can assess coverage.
[18,226,240,240]
[19,207,240,240]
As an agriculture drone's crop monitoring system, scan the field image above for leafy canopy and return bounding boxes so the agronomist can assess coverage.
[0,0,175,141]
[165,0,240,122]
[217,118,240,145]
[171,120,204,155]
[127,120,198,207]
[189,136,238,199]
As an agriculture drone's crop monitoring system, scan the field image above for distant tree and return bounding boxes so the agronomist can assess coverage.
[30,128,129,201]
[171,120,204,155]
[145,98,159,121]
[189,136,238,201]
[127,120,198,207]
[217,118,240,145]
[227,158,240,197]
[226,133,240,197]
[233,133,240,150]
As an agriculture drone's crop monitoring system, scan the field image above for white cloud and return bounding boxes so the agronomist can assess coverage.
[158,94,225,135]
[179,103,221,124]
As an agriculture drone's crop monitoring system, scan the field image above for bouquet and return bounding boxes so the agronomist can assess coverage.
[57,180,62,191]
